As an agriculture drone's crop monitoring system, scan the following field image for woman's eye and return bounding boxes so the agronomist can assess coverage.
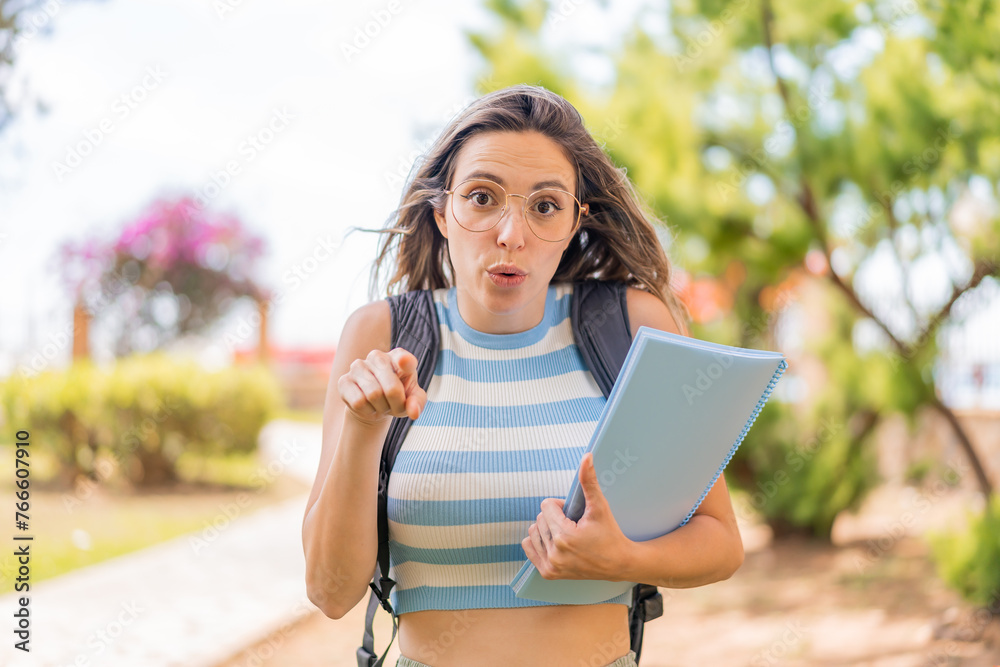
[470,192,493,206]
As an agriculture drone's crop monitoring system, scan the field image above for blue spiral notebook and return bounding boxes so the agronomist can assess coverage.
[509,325,787,604]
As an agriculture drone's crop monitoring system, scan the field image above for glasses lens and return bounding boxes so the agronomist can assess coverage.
[449,179,581,241]
[525,189,580,242]
[451,180,506,232]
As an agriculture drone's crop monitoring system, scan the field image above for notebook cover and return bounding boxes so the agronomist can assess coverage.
[509,326,787,603]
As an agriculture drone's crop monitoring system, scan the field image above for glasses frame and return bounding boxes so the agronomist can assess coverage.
[442,178,589,243]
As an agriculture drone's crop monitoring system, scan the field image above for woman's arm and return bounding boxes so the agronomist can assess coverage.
[617,287,745,587]
[301,300,425,619]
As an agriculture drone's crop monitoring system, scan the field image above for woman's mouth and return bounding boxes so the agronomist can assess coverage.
[488,267,527,287]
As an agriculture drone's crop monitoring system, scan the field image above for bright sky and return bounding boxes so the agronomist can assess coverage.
[6,1,474,373]
[0,0,995,407]
[0,0,661,378]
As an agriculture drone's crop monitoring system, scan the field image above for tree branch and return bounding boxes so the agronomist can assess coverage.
[875,190,922,331]
[913,259,999,352]
[704,135,801,204]
[759,0,994,498]
[760,0,910,355]
[929,394,994,496]
[760,0,793,112]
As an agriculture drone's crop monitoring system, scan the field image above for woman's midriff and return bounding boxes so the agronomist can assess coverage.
[397,603,631,667]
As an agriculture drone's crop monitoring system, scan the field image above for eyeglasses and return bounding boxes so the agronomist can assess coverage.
[442,178,588,243]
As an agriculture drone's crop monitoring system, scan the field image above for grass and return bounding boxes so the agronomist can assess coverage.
[0,445,309,595]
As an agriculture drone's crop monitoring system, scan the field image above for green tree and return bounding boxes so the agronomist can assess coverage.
[467,0,999,537]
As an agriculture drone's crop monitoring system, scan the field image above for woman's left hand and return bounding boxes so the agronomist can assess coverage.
[522,452,632,581]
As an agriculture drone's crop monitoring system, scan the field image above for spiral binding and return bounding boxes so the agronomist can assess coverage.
[679,358,788,528]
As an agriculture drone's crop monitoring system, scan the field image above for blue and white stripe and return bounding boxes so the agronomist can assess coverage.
[385,282,633,613]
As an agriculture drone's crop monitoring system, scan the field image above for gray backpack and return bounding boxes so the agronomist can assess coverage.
[357,280,663,667]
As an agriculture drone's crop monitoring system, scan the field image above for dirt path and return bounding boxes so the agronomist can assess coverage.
[214,528,999,667]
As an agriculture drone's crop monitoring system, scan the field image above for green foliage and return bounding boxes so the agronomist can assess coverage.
[0,458,286,593]
[0,355,284,488]
[731,380,882,540]
[927,493,1000,608]
[903,457,934,486]
[468,0,999,543]
[0,507,226,594]
[729,279,918,539]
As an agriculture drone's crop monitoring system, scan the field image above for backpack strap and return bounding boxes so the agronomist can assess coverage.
[570,279,633,395]
[570,280,663,665]
[357,289,440,667]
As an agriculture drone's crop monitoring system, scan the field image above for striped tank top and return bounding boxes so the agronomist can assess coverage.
[385,281,634,614]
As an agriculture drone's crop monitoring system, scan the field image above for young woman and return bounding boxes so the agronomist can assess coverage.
[302,84,745,667]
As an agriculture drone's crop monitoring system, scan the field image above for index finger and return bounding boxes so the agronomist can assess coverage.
[388,348,418,377]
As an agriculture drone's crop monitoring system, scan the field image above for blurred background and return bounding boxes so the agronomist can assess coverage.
[0,0,998,665]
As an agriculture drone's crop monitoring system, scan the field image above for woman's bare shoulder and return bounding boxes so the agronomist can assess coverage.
[624,286,682,338]
[340,299,392,356]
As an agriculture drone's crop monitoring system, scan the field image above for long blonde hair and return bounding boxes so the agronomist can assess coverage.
[366,83,689,333]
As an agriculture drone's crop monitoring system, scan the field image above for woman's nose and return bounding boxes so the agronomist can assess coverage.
[495,201,528,249]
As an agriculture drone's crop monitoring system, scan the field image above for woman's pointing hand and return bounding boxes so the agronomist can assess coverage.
[338,347,427,426]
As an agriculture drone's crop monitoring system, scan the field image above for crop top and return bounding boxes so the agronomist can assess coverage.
[384,281,634,614]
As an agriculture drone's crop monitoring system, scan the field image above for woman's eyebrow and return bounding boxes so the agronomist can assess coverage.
[463,170,569,191]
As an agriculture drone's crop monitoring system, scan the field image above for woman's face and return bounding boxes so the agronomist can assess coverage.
[433,130,584,335]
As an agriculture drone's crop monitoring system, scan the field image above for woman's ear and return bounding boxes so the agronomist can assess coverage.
[433,207,448,239]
